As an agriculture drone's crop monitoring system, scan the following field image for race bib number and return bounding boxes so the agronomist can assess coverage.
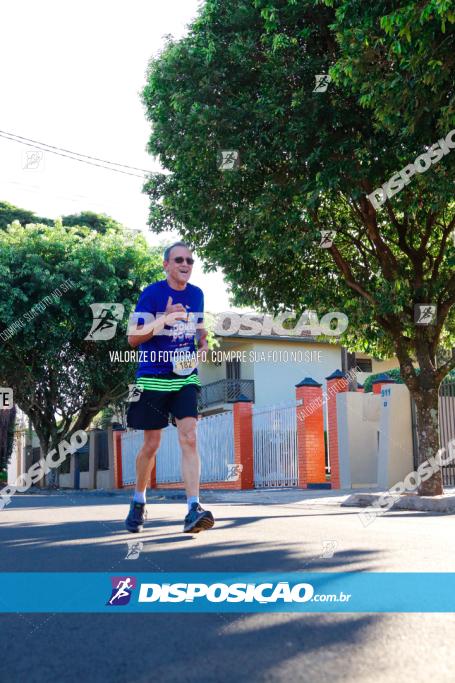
[172,350,198,376]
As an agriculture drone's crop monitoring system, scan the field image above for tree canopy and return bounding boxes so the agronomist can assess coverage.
[0,201,53,230]
[0,221,162,458]
[324,0,454,136]
[141,0,455,494]
[0,201,126,234]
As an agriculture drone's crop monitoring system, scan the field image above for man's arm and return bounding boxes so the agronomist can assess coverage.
[128,295,188,348]
[195,292,208,353]
[196,327,209,353]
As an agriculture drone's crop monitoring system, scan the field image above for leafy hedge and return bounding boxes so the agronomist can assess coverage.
[363,367,455,393]
[362,369,404,393]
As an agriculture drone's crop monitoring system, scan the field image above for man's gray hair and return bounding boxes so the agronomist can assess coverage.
[163,241,192,262]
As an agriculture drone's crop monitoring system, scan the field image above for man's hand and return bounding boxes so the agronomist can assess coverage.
[164,296,188,325]
[197,328,209,354]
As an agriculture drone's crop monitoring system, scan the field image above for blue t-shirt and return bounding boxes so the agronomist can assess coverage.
[133,279,204,377]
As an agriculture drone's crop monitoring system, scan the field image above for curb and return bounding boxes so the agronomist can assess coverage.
[341,492,455,513]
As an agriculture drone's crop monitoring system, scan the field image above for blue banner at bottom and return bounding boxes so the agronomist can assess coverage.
[0,573,454,613]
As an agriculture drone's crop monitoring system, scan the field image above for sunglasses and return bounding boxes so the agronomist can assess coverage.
[173,256,194,265]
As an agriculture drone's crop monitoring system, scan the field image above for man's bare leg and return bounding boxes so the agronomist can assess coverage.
[125,430,161,533]
[135,429,162,495]
[176,416,200,497]
[176,416,214,532]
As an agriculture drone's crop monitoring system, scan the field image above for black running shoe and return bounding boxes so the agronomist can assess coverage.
[125,501,147,533]
[183,502,215,533]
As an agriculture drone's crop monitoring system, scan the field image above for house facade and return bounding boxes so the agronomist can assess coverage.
[198,332,399,416]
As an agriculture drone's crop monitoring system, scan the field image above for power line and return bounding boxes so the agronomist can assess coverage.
[0,130,156,179]
[0,129,153,173]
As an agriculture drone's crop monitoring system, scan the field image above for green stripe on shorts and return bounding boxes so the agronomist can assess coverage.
[136,374,201,392]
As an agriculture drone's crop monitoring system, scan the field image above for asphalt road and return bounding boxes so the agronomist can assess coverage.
[1,490,455,683]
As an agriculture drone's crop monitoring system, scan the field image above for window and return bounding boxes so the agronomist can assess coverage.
[226,359,241,380]
[356,358,372,373]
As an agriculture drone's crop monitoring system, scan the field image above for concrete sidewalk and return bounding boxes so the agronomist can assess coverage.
[14,484,455,513]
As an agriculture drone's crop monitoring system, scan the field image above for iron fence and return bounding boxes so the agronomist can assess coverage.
[412,379,455,486]
[121,412,235,486]
[253,401,299,488]
[199,379,255,409]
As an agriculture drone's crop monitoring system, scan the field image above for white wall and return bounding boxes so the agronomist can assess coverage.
[377,384,414,488]
[7,438,19,485]
[250,340,341,407]
[59,473,73,488]
[96,470,111,489]
[336,392,380,488]
[79,472,90,489]
[371,357,400,374]
[200,340,400,397]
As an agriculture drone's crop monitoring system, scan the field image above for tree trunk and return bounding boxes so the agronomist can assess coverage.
[413,388,443,496]
[40,439,60,488]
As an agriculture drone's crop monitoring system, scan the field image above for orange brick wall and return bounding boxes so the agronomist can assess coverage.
[295,384,326,487]
[113,431,123,489]
[153,401,254,490]
[326,377,348,489]
[233,401,254,489]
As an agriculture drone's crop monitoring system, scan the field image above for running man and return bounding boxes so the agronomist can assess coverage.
[124,242,215,534]
[109,577,134,604]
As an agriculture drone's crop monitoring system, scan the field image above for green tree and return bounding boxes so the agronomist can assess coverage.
[0,201,52,230]
[141,0,455,495]
[0,201,128,234]
[324,0,454,137]
[0,221,162,481]
[61,211,125,234]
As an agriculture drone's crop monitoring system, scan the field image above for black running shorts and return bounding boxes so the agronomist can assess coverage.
[126,372,200,430]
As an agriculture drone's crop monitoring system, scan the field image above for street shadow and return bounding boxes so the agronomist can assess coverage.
[0,496,389,683]
[0,509,379,574]
[0,608,381,683]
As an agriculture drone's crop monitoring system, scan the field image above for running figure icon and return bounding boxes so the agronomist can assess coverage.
[109,577,134,605]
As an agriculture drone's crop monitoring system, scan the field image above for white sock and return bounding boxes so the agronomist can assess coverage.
[133,490,146,504]
[187,495,199,511]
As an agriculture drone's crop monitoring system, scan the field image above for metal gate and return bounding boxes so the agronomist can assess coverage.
[156,411,234,484]
[412,379,455,486]
[120,411,235,486]
[121,430,144,486]
[439,380,455,485]
[253,402,298,488]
